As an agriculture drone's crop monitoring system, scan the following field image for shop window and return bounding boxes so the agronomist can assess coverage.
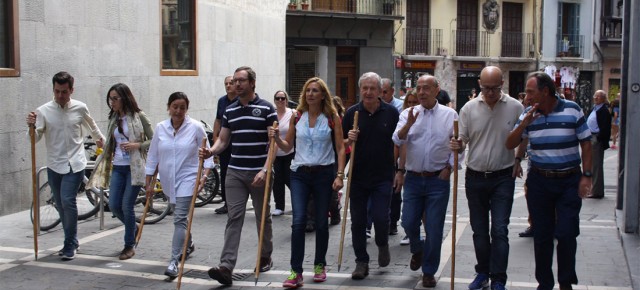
[161,0,197,76]
[0,0,19,77]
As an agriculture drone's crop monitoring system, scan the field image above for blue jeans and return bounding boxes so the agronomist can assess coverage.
[170,196,192,262]
[47,167,84,248]
[289,165,334,273]
[401,174,450,275]
[526,170,582,290]
[109,165,142,248]
[349,180,393,263]
[465,174,515,283]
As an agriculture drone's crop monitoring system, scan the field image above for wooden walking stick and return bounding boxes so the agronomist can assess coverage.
[254,121,278,285]
[134,167,158,249]
[337,111,359,272]
[176,137,207,290]
[29,124,39,260]
[450,120,459,290]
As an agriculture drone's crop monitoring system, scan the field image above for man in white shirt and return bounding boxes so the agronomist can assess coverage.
[392,74,459,288]
[26,71,105,261]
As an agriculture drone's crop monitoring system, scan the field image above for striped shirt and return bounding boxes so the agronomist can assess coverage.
[222,95,277,171]
[515,98,591,170]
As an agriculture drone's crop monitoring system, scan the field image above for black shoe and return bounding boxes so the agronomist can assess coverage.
[559,283,574,290]
[215,205,228,214]
[305,223,315,232]
[422,274,437,288]
[378,245,390,267]
[208,266,233,285]
[389,223,398,235]
[410,251,422,271]
[519,226,534,238]
[259,257,273,272]
[351,262,369,280]
[330,210,341,225]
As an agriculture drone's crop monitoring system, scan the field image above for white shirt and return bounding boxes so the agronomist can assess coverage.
[32,99,105,174]
[276,108,295,156]
[145,116,213,203]
[392,103,461,172]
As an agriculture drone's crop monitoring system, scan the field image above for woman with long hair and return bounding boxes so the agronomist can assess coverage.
[144,92,213,278]
[271,90,295,216]
[269,77,346,288]
[88,83,154,260]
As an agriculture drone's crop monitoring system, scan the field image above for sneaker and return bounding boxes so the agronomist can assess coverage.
[400,235,410,245]
[61,245,76,261]
[313,264,327,282]
[214,205,228,214]
[491,281,507,290]
[164,260,179,278]
[351,262,369,280]
[57,244,79,256]
[366,229,371,239]
[118,246,135,260]
[271,208,284,216]
[283,270,304,288]
[468,273,490,290]
[178,239,195,261]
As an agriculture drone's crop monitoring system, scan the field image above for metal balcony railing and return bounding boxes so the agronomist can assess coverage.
[500,32,534,58]
[556,34,584,58]
[404,28,443,56]
[600,16,623,41]
[452,30,490,57]
[288,0,403,17]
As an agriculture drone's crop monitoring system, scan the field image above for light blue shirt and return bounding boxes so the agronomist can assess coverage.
[587,103,603,133]
[290,112,335,171]
[386,97,404,112]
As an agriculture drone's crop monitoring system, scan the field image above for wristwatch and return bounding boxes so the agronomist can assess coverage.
[396,168,406,174]
[583,171,592,177]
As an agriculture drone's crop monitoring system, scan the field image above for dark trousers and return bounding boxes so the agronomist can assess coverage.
[349,180,393,263]
[273,153,294,211]
[526,170,582,290]
[219,147,231,203]
[590,135,605,197]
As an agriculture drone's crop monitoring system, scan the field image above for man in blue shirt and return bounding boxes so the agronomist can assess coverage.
[506,72,592,290]
[212,76,237,214]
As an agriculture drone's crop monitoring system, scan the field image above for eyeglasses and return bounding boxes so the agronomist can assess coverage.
[275,97,286,101]
[232,78,249,84]
[109,96,121,102]
[480,86,502,94]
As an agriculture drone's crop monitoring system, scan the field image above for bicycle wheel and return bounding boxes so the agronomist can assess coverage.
[135,189,170,225]
[30,182,61,231]
[195,169,220,207]
[77,186,101,220]
[84,183,111,213]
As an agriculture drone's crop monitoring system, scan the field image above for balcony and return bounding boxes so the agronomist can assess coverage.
[287,0,403,18]
[600,16,623,43]
[452,30,490,57]
[500,32,534,58]
[556,34,584,58]
[404,28,442,56]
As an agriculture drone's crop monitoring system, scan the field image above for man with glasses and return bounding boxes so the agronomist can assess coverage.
[201,66,277,285]
[26,71,105,261]
[451,66,524,290]
[381,78,404,112]
[212,76,237,214]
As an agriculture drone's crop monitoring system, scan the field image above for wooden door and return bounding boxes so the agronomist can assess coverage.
[336,47,358,108]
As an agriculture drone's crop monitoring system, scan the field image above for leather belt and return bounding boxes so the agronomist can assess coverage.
[531,166,580,179]
[466,167,513,179]
[298,164,332,173]
[407,170,442,177]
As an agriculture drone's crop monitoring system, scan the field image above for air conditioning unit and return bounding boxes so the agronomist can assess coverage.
[437,48,448,56]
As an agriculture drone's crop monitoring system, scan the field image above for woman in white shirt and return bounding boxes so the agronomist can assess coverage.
[271,90,295,216]
[269,77,345,287]
[144,92,213,278]
[88,83,154,261]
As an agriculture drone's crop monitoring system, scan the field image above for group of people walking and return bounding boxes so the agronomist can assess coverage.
[28,65,598,290]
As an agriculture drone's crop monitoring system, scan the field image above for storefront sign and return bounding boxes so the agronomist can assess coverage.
[404,61,436,70]
[460,62,485,70]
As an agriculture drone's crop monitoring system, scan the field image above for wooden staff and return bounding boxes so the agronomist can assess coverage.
[337,111,359,272]
[254,121,278,285]
[29,124,38,260]
[450,120,459,290]
[134,167,158,249]
[176,137,207,290]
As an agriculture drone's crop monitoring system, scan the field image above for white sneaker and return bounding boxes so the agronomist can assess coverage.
[400,235,410,245]
[271,209,284,216]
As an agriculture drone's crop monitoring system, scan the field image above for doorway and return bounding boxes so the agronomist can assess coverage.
[456,70,481,112]
[509,71,526,99]
[336,47,358,108]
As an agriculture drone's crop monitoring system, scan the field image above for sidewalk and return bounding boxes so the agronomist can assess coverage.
[0,148,635,289]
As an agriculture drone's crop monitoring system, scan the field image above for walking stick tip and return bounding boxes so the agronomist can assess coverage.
[254,277,258,286]
[337,265,341,272]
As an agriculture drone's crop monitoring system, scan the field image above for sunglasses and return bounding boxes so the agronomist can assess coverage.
[275,97,286,101]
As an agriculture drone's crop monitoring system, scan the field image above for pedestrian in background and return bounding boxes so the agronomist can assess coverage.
[87,83,154,260]
[611,93,620,149]
[26,71,105,261]
[145,92,213,278]
[212,76,237,215]
[269,77,345,288]
[271,90,295,216]
[586,90,611,199]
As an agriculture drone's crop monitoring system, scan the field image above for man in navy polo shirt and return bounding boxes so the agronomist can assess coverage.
[202,66,277,285]
[343,72,399,280]
[212,75,237,214]
[506,71,592,290]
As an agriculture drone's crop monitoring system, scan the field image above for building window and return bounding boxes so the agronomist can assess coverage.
[161,0,197,76]
[557,2,583,57]
[0,0,19,77]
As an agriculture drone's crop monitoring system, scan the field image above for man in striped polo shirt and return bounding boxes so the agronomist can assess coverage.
[506,72,592,290]
[202,66,277,285]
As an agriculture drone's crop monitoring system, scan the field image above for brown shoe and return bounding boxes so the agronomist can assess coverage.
[259,257,273,272]
[378,245,390,267]
[118,246,135,260]
[351,262,369,280]
[410,251,422,271]
[422,274,437,287]
[208,266,233,285]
